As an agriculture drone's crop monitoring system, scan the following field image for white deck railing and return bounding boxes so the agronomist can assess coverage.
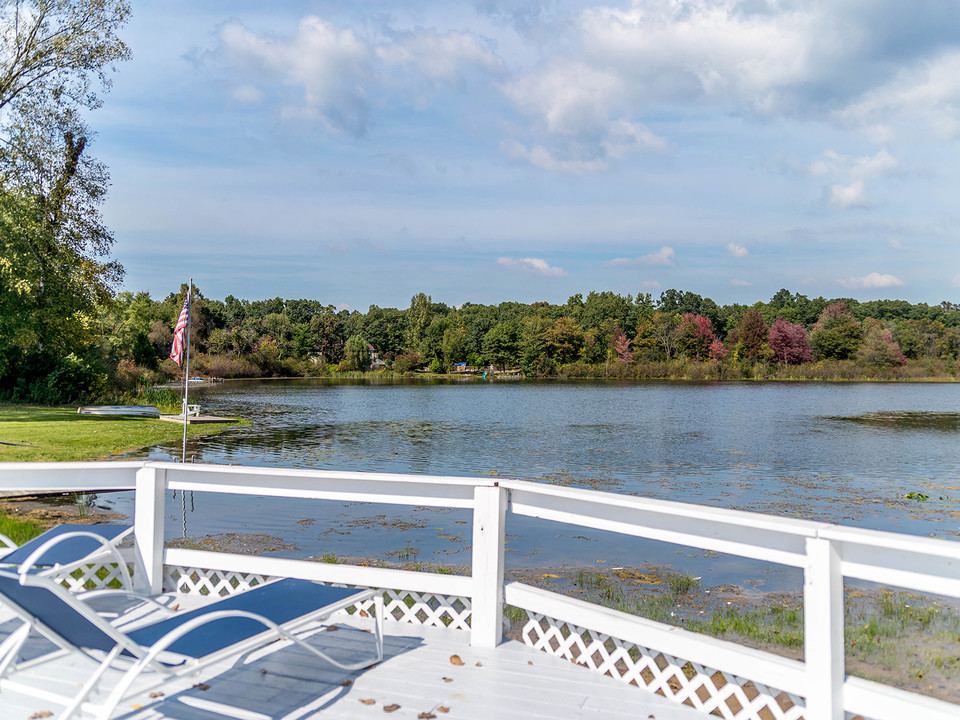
[1,461,958,720]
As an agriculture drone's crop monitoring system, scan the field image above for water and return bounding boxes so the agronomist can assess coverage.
[106,379,960,589]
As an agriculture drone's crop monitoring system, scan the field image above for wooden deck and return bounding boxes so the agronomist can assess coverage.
[0,595,706,720]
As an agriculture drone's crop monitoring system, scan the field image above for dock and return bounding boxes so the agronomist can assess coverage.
[157,414,239,424]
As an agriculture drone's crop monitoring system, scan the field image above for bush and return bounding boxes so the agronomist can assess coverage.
[393,352,421,373]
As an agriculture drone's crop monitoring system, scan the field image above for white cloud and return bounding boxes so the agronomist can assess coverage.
[812,149,899,210]
[836,50,960,141]
[952,274,960,288]
[731,278,752,287]
[606,246,675,267]
[641,246,675,266]
[219,17,373,135]
[640,280,662,290]
[497,256,567,277]
[840,272,905,289]
[376,29,504,85]
[502,140,608,173]
[889,239,913,251]
[727,242,748,258]
[216,18,505,136]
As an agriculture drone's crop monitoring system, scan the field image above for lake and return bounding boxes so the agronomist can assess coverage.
[108,379,960,590]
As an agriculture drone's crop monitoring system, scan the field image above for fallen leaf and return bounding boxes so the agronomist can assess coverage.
[360,699,376,705]
[193,683,210,691]
[442,677,453,683]
[449,655,463,666]
[437,707,450,714]
[130,705,142,711]
[418,713,436,719]
[170,603,180,611]
[29,712,53,719]
[326,624,339,632]
[383,704,401,713]
[149,691,165,698]
[341,680,352,687]
[359,609,369,617]
[475,661,482,667]
[527,661,533,665]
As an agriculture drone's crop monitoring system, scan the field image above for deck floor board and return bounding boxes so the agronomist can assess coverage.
[0,601,706,720]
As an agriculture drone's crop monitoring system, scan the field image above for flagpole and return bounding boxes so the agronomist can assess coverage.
[181,279,193,462]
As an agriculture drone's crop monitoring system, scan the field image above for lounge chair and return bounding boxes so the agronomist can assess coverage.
[0,524,134,590]
[0,569,383,719]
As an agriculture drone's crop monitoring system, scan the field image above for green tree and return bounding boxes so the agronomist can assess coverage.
[481,322,518,369]
[407,292,432,350]
[809,302,863,360]
[341,335,370,371]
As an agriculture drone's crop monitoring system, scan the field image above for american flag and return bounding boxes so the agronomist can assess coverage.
[169,291,191,366]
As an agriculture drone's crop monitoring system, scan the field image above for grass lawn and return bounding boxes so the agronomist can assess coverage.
[0,405,242,462]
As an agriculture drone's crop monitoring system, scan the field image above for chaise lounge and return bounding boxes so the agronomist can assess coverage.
[0,569,383,719]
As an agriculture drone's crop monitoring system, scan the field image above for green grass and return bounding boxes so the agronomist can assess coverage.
[0,512,43,546]
[0,404,242,462]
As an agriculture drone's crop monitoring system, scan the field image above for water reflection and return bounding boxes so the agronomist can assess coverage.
[105,379,960,587]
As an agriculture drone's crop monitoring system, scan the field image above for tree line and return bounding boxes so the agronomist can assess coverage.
[76,286,960,393]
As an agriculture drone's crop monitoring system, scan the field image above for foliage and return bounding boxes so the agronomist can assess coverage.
[768,317,811,364]
[858,322,907,368]
[810,301,863,360]
[0,0,131,402]
[731,309,768,360]
[341,335,370,371]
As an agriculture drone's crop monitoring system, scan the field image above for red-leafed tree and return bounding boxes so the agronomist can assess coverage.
[731,309,768,360]
[678,313,716,360]
[708,339,728,363]
[611,325,633,364]
[768,317,811,364]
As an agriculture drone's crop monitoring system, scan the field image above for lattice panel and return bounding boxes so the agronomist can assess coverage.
[520,611,806,720]
[163,566,472,630]
[49,562,133,592]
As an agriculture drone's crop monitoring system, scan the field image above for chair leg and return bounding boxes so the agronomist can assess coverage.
[61,646,122,720]
[0,623,30,679]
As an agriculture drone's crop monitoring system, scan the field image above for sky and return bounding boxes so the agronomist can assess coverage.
[92,0,960,311]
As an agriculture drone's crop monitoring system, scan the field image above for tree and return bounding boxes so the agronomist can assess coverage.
[809,302,863,360]
[731,309,767,360]
[0,0,131,398]
[611,326,633,364]
[768,317,811,364]
[407,293,432,350]
[857,322,906,368]
[677,313,716,361]
[481,322,518,369]
[545,316,583,365]
[341,335,370,371]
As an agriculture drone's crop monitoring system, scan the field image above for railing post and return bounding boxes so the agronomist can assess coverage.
[134,465,166,594]
[471,483,506,648]
[804,536,845,720]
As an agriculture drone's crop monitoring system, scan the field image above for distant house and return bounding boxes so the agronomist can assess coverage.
[368,344,387,369]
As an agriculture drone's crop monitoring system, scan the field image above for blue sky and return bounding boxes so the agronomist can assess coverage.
[94,0,960,310]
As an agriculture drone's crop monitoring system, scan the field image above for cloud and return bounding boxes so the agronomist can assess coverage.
[606,246,675,267]
[218,17,374,135]
[840,272,905,289]
[731,278,752,287]
[215,18,505,136]
[727,242,748,258]
[953,274,960,288]
[888,238,914,251]
[836,50,960,141]
[501,61,666,171]
[641,246,675,266]
[376,29,505,86]
[811,149,899,210]
[640,280,662,290]
[497,256,567,277]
